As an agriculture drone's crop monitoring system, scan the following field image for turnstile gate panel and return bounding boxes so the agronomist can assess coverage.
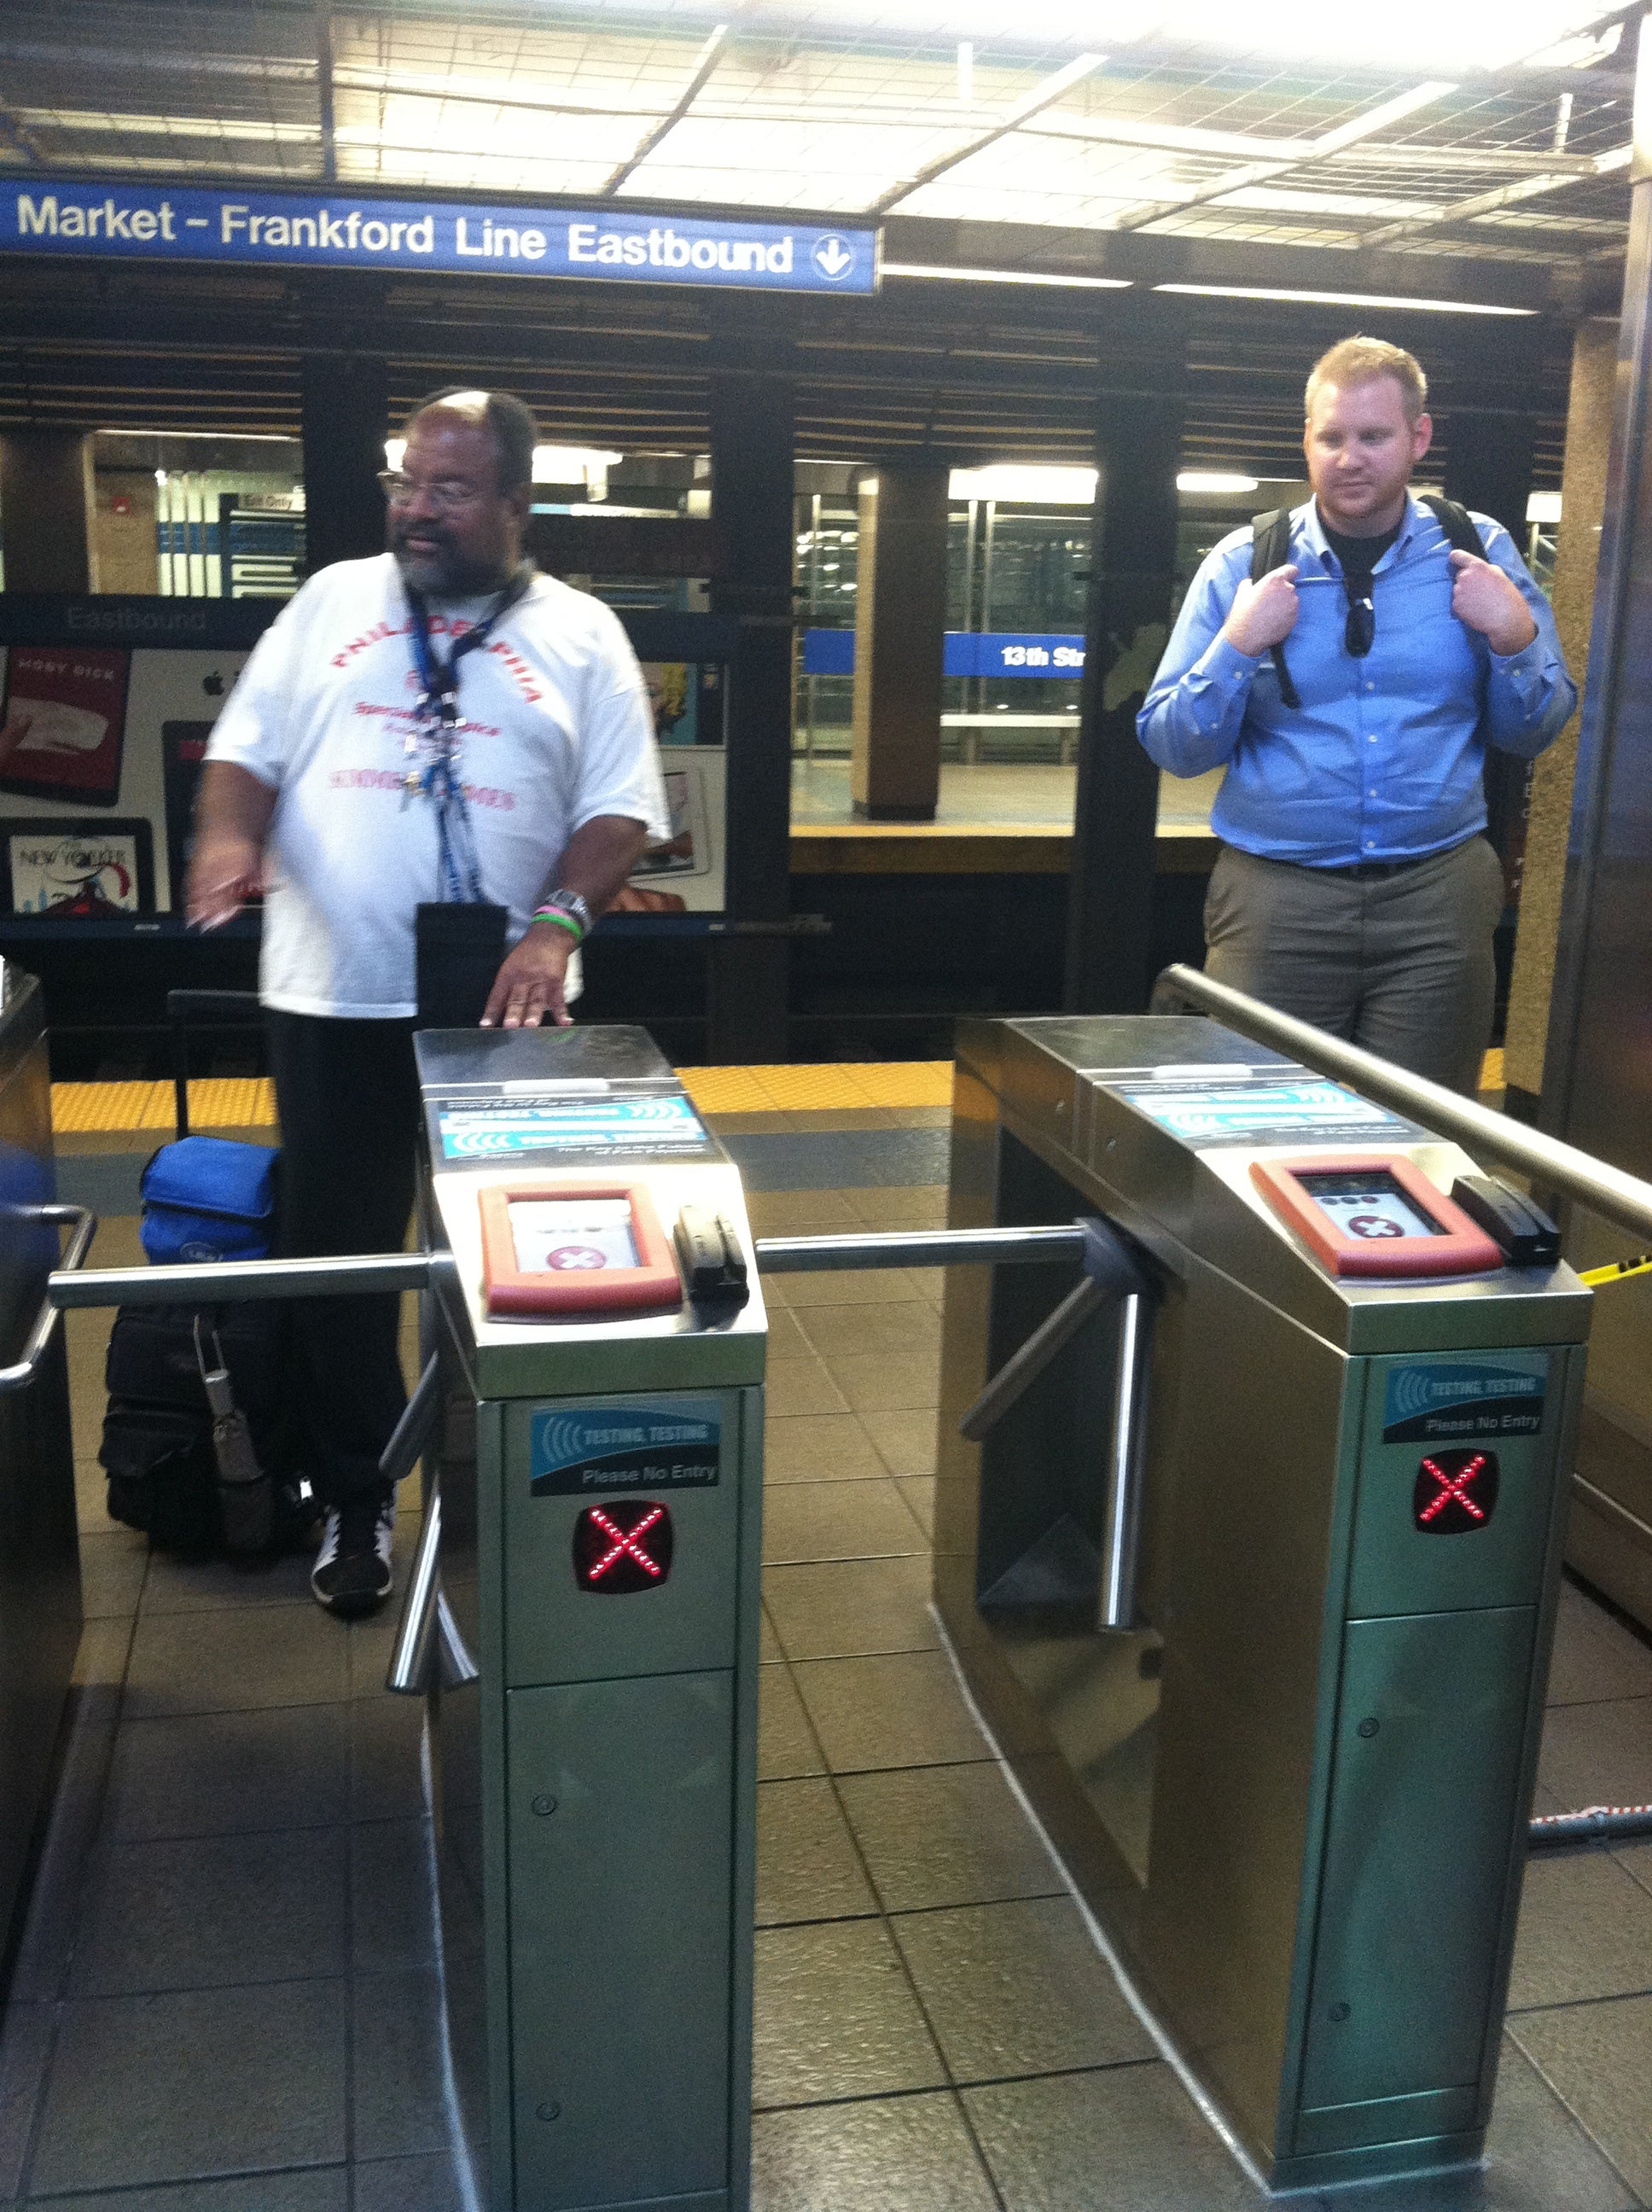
[416,1027,764,2212]
[934,1015,1590,2191]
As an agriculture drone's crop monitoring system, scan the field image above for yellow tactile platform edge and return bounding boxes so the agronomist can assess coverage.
[54,1051,1497,1137]
[52,1078,278,1135]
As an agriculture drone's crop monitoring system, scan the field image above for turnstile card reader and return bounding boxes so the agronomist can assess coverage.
[934,1016,1591,2192]
[415,1027,763,2212]
[1253,1153,1504,1278]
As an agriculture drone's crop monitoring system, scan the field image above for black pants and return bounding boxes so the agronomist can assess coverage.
[266,1011,420,1511]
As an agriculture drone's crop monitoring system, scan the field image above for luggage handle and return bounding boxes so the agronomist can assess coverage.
[166,988,261,1140]
[0,1205,98,1396]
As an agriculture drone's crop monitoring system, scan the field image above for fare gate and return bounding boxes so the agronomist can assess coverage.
[933,1011,1593,2190]
[47,1003,1652,2204]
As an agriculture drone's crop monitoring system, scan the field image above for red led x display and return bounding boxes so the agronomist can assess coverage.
[573,1501,674,1593]
[1412,1450,1500,1536]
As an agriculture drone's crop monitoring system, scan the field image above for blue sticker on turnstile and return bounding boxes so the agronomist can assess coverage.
[1382,1359,1549,1443]
[439,1094,707,1158]
[530,1402,721,1495]
[1114,1079,1411,1148]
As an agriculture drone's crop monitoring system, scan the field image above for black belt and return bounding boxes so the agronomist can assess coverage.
[1338,856,1429,881]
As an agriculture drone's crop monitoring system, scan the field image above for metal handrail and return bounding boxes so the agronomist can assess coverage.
[1,1204,98,1394]
[755,1225,1085,1272]
[52,1250,445,1311]
[1158,964,1652,1247]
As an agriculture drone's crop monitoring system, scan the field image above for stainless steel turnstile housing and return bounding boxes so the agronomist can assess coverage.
[413,1026,765,2212]
[0,968,84,1958]
[934,1015,1591,2191]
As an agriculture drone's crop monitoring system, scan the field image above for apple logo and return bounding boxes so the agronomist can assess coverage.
[202,672,224,698]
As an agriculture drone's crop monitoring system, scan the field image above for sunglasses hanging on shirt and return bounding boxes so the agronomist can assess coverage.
[1344,587,1376,661]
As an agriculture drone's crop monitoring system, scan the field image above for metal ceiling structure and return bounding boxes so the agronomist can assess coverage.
[0,2,1627,479]
[0,0,1635,275]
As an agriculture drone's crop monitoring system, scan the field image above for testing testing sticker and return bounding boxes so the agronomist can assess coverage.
[1382,1357,1550,1444]
[530,1401,721,1496]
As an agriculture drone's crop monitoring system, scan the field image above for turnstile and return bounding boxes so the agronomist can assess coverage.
[406,1026,765,2212]
[934,1015,1591,2192]
[0,966,90,1959]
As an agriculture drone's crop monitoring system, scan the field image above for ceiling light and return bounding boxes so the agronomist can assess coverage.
[885,262,1131,290]
[1178,470,1259,494]
[533,445,625,483]
[1527,490,1562,523]
[950,464,1097,504]
[1155,284,1537,317]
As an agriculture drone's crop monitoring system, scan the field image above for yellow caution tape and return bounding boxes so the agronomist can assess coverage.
[1579,1253,1652,1288]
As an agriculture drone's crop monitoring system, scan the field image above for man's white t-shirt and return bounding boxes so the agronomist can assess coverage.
[205,555,670,1018]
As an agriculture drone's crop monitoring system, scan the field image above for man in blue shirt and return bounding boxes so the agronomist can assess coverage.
[1137,335,1575,1091]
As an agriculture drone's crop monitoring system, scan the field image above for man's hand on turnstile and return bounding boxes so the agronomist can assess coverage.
[481,922,575,1029]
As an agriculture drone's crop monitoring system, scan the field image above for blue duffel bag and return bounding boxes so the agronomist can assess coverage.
[139,1138,279,1266]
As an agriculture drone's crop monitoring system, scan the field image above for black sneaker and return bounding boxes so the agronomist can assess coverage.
[311,1488,395,1617]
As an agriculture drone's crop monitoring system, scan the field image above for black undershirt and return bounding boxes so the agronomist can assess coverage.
[1320,516,1402,595]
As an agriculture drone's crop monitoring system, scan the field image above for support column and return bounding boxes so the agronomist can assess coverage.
[849,465,949,821]
[1504,317,1616,1108]
[0,430,94,593]
[1443,370,1540,947]
[1064,311,1186,1011]
[299,351,389,576]
[708,320,795,1061]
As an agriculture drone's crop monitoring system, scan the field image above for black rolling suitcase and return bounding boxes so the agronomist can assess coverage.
[98,991,311,1557]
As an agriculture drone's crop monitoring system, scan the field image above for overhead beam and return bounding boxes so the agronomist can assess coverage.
[315,1,336,185]
[1112,79,1456,232]
[870,49,1105,217]
[602,23,730,195]
[1361,140,1631,246]
[0,96,44,166]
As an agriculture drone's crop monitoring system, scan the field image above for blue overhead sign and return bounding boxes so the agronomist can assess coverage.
[1,182,879,296]
[802,630,1087,678]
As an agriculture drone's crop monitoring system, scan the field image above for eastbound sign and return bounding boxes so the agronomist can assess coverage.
[2,181,879,296]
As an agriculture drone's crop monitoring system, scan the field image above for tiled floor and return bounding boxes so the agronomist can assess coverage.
[5,1114,1652,2209]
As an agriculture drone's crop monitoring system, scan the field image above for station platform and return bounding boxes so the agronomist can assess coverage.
[2,1067,1647,2211]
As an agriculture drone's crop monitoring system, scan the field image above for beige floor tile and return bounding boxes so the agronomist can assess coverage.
[762,1413,887,1484]
[765,1358,849,1419]
[764,1557,937,1660]
[794,1301,940,1363]
[829,1351,940,1416]
[762,1481,926,1565]
[861,1408,941,1478]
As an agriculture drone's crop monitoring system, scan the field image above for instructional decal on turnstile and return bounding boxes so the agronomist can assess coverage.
[439,1094,707,1158]
[1114,1079,1412,1149]
[530,1402,721,1495]
[1382,1358,1549,1443]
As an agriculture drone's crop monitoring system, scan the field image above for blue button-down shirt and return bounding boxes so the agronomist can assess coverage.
[1137,495,1575,867]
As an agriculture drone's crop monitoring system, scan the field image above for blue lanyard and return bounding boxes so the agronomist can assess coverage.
[404,567,532,905]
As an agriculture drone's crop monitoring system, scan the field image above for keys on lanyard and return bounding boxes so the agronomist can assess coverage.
[402,567,532,905]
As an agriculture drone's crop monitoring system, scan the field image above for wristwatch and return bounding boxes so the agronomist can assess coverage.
[533,889,592,940]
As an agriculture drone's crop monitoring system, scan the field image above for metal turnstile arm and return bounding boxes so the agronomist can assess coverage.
[0,1204,98,1395]
[957,1218,1157,1632]
[383,1353,479,1697]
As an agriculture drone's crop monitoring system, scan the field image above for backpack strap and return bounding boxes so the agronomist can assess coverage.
[1421,493,1487,560]
[1248,508,1301,708]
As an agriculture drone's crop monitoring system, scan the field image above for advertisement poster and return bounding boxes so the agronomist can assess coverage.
[161,720,213,902]
[2,818,155,915]
[0,647,131,806]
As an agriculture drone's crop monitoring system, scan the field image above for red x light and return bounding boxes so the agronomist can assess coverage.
[573,1501,674,1593]
[1413,1450,1500,1536]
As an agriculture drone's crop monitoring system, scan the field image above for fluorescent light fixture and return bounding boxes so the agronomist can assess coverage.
[384,439,405,470]
[1178,470,1259,494]
[1527,490,1562,524]
[885,261,1131,290]
[950,464,1097,504]
[1155,283,1536,318]
[532,445,625,483]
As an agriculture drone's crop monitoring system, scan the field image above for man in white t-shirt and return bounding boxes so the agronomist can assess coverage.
[187,387,668,1615]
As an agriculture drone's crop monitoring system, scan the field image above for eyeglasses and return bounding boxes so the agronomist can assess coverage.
[1345,590,1375,659]
[376,470,486,514]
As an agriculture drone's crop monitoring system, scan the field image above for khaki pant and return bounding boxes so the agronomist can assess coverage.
[1202,835,1506,1095]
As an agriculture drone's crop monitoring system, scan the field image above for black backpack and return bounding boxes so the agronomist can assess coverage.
[1251,494,1484,708]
